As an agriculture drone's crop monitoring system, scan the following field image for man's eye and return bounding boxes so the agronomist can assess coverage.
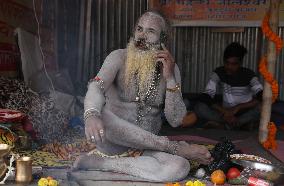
[148,30,155,34]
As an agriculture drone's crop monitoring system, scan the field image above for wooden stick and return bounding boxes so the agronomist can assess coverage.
[259,1,280,143]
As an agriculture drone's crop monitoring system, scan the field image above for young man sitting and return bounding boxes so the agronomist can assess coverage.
[195,42,263,130]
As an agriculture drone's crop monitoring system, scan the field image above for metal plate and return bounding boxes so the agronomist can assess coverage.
[232,159,284,184]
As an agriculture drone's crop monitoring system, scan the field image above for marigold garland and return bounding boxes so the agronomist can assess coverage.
[262,122,278,150]
[260,13,283,150]
[261,14,283,54]
[258,56,279,102]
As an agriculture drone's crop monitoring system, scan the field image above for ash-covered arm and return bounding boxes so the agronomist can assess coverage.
[84,50,125,116]
[164,65,187,127]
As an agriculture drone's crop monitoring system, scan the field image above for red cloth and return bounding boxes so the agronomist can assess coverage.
[0,108,37,140]
[0,108,25,123]
[22,117,37,140]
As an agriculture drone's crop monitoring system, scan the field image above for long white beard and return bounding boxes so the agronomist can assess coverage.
[125,39,158,99]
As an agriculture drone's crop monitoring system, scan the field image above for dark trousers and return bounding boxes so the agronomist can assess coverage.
[194,102,260,129]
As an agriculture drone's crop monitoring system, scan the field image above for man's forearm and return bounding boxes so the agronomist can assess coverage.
[164,77,187,127]
[235,99,259,113]
[84,82,106,113]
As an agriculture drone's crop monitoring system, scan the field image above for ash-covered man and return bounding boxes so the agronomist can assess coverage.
[195,42,263,130]
[72,11,212,182]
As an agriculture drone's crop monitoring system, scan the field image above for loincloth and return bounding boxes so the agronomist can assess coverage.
[87,144,214,170]
[87,148,143,158]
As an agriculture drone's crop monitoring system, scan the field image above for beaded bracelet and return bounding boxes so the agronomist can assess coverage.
[88,76,104,91]
[166,84,180,93]
[84,108,101,121]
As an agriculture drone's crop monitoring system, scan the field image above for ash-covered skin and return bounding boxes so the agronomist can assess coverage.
[133,12,164,51]
[74,11,212,182]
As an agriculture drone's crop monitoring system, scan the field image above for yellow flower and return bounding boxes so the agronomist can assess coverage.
[173,183,181,186]
[38,178,48,186]
[194,180,205,186]
[185,181,194,186]
[186,180,205,186]
[48,179,59,186]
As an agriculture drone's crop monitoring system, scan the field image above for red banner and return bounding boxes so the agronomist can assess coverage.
[0,0,36,77]
[149,0,284,26]
[0,43,19,71]
[0,0,36,33]
[0,21,14,38]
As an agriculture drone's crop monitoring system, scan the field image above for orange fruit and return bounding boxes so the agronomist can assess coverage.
[211,169,226,185]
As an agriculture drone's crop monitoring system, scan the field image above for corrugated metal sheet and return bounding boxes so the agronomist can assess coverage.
[74,0,283,99]
[174,27,284,100]
[55,0,147,91]
[83,0,148,83]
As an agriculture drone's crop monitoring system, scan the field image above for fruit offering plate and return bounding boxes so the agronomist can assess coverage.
[230,154,284,184]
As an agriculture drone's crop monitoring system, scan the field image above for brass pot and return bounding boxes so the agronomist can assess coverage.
[16,156,33,183]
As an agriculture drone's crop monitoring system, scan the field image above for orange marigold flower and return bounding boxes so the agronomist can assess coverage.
[262,122,278,150]
[165,183,174,186]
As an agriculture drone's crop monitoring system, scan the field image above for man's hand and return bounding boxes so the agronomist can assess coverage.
[156,44,175,80]
[85,116,105,144]
[222,106,239,126]
[223,114,238,127]
[176,141,213,165]
[228,106,240,115]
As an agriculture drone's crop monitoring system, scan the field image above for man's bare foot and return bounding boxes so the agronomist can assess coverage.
[72,154,87,171]
[176,141,213,165]
[72,154,103,171]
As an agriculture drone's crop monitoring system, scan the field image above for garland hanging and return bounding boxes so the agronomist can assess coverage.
[262,122,278,150]
[261,14,283,54]
[259,13,283,150]
[259,56,279,102]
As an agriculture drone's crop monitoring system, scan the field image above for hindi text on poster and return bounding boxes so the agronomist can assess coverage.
[149,0,284,26]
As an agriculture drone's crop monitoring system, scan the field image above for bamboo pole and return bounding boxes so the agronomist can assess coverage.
[83,0,93,83]
[259,1,280,143]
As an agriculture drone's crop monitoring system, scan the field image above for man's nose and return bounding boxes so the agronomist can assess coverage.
[138,31,147,38]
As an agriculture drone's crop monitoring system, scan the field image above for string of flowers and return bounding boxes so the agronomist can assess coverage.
[261,13,283,54]
[259,56,279,102]
[259,13,283,150]
[262,122,278,150]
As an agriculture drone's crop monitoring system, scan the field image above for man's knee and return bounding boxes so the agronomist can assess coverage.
[157,157,190,182]
[239,107,261,123]
[173,157,191,180]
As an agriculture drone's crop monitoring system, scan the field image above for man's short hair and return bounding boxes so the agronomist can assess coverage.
[223,42,248,63]
[134,10,171,45]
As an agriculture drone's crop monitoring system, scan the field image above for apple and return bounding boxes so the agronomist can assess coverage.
[226,167,241,180]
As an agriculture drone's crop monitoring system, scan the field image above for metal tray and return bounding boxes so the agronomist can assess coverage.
[232,159,284,184]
